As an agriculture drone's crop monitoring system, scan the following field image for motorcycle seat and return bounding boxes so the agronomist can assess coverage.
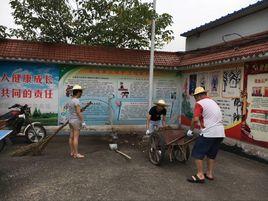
[0,111,17,121]
[0,120,7,129]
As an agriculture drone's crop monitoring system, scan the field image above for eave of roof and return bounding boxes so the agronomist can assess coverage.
[0,31,268,71]
[0,39,183,70]
[181,0,268,37]
[177,41,268,70]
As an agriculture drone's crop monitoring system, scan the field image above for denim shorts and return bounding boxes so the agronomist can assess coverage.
[191,136,224,160]
[69,119,82,130]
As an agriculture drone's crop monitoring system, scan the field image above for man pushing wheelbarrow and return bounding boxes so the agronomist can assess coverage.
[145,87,225,179]
[186,87,225,184]
[145,99,168,135]
[145,99,196,165]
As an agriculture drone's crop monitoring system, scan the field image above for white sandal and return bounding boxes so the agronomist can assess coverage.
[73,153,85,159]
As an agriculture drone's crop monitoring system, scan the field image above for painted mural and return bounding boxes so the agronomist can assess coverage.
[209,71,220,97]
[242,61,268,147]
[180,64,268,148]
[222,69,242,98]
[2,60,267,148]
[0,61,59,125]
[58,66,180,126]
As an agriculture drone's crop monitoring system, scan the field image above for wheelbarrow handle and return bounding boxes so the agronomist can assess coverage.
[183,135,199,145]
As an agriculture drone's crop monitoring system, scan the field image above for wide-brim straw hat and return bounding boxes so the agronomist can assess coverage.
[193,87,207,96]
[154,99,168,107]
[72,84,84,90]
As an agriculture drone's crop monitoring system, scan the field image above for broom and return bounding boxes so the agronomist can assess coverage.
[11,121,69,156]
[11,102,92,157]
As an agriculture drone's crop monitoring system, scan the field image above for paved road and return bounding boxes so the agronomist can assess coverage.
[0,136,267,201]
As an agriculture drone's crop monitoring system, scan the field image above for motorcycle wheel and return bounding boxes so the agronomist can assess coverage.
[25,124,47,143]
[0,139,5,152]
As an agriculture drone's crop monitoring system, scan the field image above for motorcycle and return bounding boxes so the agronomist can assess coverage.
[0,136,5,152]
[0,104,46,143]
[0,130,13,152]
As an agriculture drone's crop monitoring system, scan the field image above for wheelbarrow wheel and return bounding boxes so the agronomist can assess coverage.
[0,139,5,152]
[173,144,191,163]
[148,132,165,166]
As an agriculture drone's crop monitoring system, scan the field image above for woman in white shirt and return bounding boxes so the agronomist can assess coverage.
[69,85,87,159]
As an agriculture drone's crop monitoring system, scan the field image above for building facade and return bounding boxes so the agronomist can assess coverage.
[181,1,268,50]
[0,1,268,150]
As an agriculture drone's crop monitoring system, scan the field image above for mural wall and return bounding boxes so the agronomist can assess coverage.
[0,62,181,126]
[0,61,59,125]
[242,61,268,147]
[1,60,267,148]
[180,63,268,148]
[58,66,180,125]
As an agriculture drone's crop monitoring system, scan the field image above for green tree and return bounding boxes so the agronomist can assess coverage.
[7,0,173,49]
[32,108,42,117]
[37,109,42,116]
[32,108,39,117]
[10,0,74,42]
[0,25,10,39]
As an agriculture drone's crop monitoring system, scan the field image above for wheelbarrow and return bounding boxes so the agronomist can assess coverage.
[148,127,198,165]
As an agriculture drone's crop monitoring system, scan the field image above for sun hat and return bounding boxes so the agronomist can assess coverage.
[154,99,168,107]
[193,87,207,96]
[72,84,84,90]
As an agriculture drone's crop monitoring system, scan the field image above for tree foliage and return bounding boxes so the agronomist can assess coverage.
[0,25,10,39]
[6,0,174,49]
[10,0,73,42]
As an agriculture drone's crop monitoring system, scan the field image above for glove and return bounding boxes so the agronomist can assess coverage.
[146,129,150,135]
[187,130,193,137]
[82,122,87,129]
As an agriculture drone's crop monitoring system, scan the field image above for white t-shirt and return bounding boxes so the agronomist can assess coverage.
[194,97,225,138]
[69,98,81,121]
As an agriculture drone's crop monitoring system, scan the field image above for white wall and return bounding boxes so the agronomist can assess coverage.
[185,8,268,50]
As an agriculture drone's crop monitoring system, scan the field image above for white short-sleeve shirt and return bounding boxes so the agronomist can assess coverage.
[69,98,81,121]
[194,97,225,138]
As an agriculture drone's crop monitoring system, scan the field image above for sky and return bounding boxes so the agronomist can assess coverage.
[0,0,260,51]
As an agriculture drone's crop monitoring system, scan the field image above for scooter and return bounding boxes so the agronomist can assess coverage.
[0,104,46,144]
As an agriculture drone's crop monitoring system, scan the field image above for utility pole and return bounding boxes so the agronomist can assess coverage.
[148,0,156,110]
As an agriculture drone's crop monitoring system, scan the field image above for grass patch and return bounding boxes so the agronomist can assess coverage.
[31,117,58,126]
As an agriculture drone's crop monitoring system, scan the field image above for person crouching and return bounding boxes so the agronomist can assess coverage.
[146,99,168,135]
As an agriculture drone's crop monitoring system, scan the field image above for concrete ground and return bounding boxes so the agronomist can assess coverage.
[0,135,267,201]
